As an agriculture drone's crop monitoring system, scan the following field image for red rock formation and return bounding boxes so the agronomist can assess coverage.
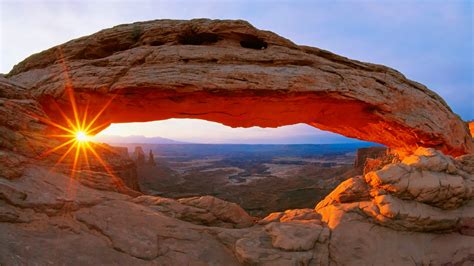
[6,19,472,156]
[353,146,387,169]
[0,76,140,195]
[313,147,474,264]
[353,146,397,175]
[112,146,130,158]
[51,143,142,196]
[132,195,254,228]
[133,146,145,165]
[92,144,141,192]
[468,121,474,138]
[148,149,156,166]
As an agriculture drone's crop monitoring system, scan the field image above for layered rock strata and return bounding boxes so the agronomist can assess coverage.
[314,147,474,264]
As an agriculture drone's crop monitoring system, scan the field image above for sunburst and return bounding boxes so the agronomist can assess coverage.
[37,91,116,180]
[35,47,120,186]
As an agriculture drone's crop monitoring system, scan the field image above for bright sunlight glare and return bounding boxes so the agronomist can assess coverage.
[75,131,89,142]
[32,47,124,193]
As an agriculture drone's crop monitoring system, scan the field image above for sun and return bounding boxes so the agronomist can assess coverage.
[36,92,114,175]
[26,47,130,200]
[36,90,117,183]
[75,131,90,142]
[31,47,122,184]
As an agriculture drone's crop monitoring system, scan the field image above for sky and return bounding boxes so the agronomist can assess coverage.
[1,0,472,144]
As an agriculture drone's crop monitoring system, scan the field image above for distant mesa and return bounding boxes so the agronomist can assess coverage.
[132,146,157,166]
[148,149,156,166]
[353,146,396,175]
[110,146,130,159]
[133,146,146,165]
[353,146,387,169]
[468,121,474,138]
[94,134,187,144]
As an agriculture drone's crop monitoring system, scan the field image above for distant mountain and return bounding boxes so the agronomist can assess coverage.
[111,143,383,158]
[93,135,188,144]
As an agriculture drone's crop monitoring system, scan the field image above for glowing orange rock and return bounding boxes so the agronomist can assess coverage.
[469,121,474,138]
[6,19,472,156]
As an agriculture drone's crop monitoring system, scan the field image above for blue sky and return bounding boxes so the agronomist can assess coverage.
[1,0,472,144]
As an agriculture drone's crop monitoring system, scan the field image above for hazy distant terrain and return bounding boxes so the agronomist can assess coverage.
[93,134,187,144]
[116,143,374,217]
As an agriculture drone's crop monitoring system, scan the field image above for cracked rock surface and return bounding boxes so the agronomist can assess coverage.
[315,147,474,264]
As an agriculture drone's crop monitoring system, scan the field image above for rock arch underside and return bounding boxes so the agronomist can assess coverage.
[1,19,473,265]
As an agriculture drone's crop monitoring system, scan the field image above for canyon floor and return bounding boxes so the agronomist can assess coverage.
[128,144,367,217]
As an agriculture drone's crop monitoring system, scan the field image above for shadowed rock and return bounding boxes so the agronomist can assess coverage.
[133,146,145,165]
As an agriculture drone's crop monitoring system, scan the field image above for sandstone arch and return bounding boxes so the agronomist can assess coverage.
[7,19,472,156]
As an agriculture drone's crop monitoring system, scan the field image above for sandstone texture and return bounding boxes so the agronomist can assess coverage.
[1,19,473,265]
[353,146,393,175]
[5,19,472,156]
[133,146,146,165]
[132,195,255,228]
[75,143,141,193]
[469,120,474,137]
[315,147,474,264]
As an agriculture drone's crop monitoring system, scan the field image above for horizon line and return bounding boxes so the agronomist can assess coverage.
[97,142,381,146]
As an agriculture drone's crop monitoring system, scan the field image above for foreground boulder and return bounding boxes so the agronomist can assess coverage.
[469,121,474,137]
[353,146,391,175]
[132,195,255,228]
[315,147,474,264]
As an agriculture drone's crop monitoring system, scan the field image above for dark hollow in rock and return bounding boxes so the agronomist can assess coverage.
[240,35,268,50]
[178,31,220,45]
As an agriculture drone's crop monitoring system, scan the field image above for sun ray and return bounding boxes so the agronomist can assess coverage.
[85,122,111,136]
[39,138,76,158]
[70,141,82,179]
[86,142,124,187]
[67,85,81,130]
[84,96,116,132]
[12,100,77,135]
[52,141,77,168]
[80,142,91,170]
[46,134,76,138]
[57,46,81,131]
[85,143,113,174]
[92,142,120,154]
[51,100,79,132]
[81,102,89,129]
[41,93,118,189]
[35,115,77,135]
[37,46,122,198]
[66,145,84,198]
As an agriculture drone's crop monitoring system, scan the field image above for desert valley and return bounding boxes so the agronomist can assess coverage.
[120,143,381,217]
